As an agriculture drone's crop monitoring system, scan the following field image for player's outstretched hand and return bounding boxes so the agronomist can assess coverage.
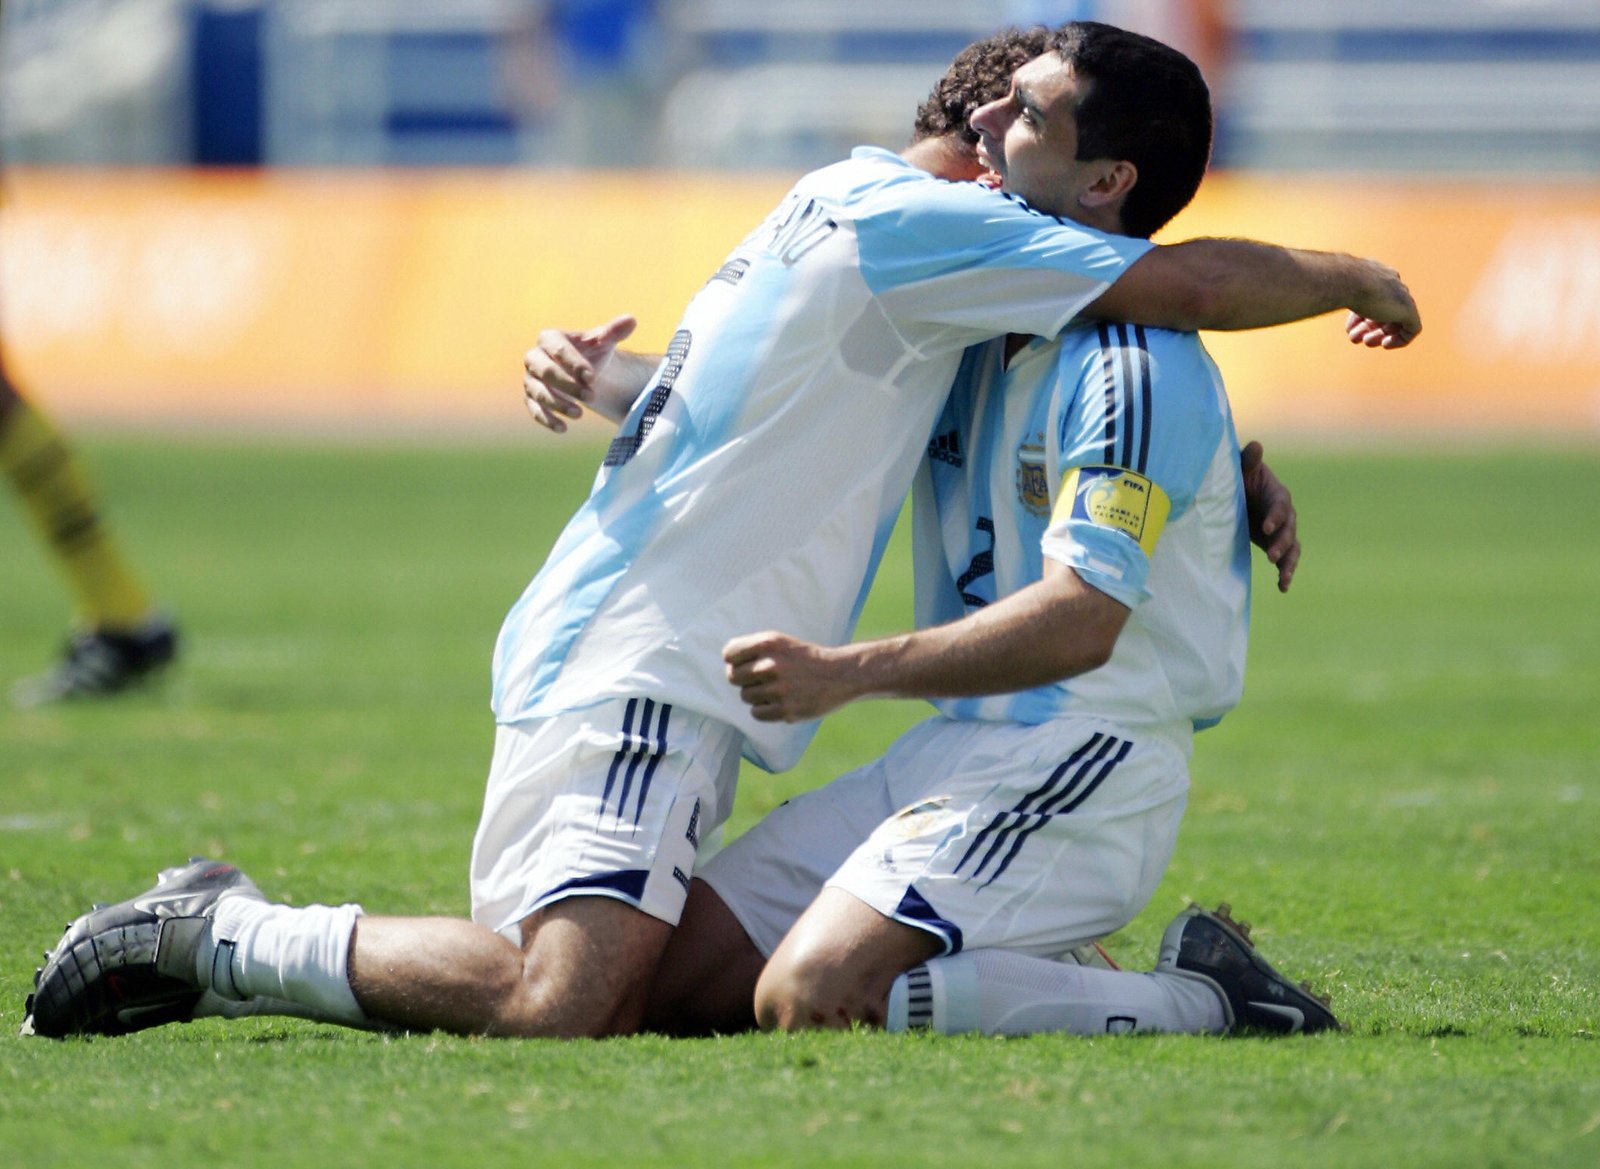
[522,315,638,432]
[1240,440,1299,593]
[723,631,855,723]
[1345,260,1421,349]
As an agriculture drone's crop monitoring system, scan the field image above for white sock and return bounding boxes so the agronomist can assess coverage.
[886,949,1227,1036]
[191,896,368,1027]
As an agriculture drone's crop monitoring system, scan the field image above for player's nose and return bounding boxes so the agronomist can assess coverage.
[968,96,1008,140]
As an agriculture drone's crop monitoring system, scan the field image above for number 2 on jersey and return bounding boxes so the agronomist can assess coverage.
[956,517,996,608]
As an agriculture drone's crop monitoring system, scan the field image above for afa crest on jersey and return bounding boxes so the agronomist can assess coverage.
[1015,436,1050,517]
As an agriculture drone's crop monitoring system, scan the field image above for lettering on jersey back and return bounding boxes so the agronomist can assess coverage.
[604,330,692,467]
[708,258,749,287]
[761,196,839,265]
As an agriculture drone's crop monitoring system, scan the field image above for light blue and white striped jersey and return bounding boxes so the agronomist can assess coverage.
[492,147,1153,772]
[913,321,1251,746]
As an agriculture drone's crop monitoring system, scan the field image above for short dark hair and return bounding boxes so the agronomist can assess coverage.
[911,27,1051,146]
[1050,21,1213,237]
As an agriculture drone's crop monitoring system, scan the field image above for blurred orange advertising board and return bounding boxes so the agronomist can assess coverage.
[1164,174,1600,435]
[2,168,1597,435]
[0,169,792,428]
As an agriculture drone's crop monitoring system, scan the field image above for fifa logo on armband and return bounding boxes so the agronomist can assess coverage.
[1057,466,1171,556]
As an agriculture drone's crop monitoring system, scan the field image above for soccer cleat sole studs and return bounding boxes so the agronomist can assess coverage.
[1211,902,1252,942]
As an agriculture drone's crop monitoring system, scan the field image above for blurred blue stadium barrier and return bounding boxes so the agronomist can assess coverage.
[260,1,526,167]
[1228,1,1600,172]
[2,0,1599,171]
[191,2,265,165]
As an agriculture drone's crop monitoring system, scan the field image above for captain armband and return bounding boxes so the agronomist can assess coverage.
[1054,466,1172,557]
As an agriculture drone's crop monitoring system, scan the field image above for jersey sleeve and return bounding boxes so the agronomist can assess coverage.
[849,161,1154,342]
[1041,324,1226,608]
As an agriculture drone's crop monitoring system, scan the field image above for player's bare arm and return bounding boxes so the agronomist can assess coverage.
[725,444,1297,722]
[522,314,661,431]
[524,237,1419,436]
[1086,239,1421,348]
[723,560,1129,724]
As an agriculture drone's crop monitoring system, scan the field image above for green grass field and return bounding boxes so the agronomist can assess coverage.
[2,436,1596,1168]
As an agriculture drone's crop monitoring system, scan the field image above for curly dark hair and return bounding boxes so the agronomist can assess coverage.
[911,26,1050,146]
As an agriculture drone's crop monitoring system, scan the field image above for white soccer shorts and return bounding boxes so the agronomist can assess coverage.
[470,697,740,939]
[700,715,1189,959]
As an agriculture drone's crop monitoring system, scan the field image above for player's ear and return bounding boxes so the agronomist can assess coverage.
[1079,160,1137,210]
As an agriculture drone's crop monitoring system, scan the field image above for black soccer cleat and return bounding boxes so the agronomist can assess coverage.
[12,616,178,706]
[1157,902,1341,1035]
[21,857,258,1039]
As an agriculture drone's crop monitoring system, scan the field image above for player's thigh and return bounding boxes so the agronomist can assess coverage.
[515,894,675,1037]
[645,877,766,1035]
[828,718,1190,958]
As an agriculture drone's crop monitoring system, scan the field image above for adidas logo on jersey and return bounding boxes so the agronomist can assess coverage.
[928,430,964,467]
